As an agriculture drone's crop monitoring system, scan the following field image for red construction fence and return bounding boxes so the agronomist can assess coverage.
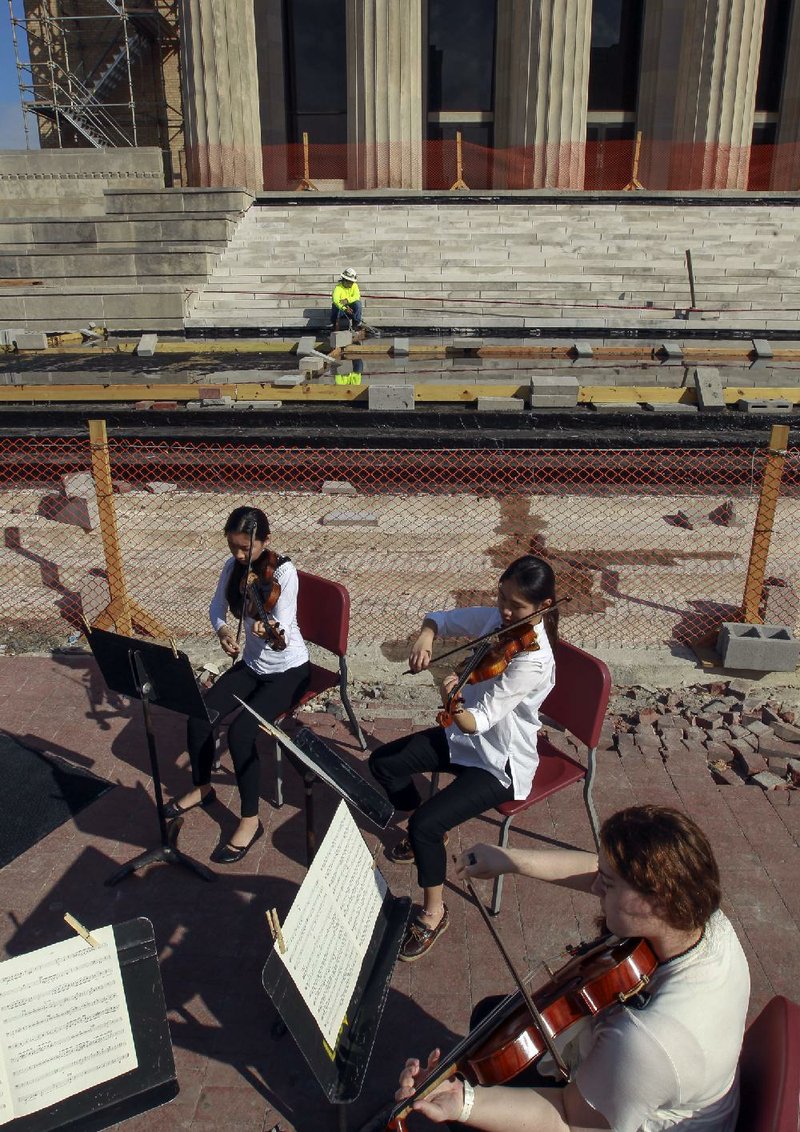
[1,433,798,661]
[255,139,800,192]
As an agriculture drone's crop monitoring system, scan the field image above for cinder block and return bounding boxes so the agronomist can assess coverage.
[13,331,47,350]
[717,623,800,673]
[570,342,593,358]
[272,374,304,387]
[530,395,581,409]
[0,329,24,346]
[643,402,698,413]
[135,333,158,357]
[658,342,684,360]
[530,375,579,399]
[450,338,483,354]
[368,384,414,411]
[296,336,316,357]
[330,330,352,349]
[322,480,357,496]
[321,511,379,527]
[61,472,99,530]
[751,338,773,359]
[391,338,410,357]
[476,397,525,412]
[737,398,792,414]
[299,356,325,376]
[693,366,725,410]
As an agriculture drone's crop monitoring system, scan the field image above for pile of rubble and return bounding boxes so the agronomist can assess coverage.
[606,679,800,792]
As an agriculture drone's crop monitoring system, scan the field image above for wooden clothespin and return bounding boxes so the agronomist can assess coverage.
[168,638,178,658]
[64,913,100,948]
[80,617,92,638]
[266,908,286,954]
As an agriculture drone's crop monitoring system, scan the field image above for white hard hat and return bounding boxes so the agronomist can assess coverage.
[340,268,358,282]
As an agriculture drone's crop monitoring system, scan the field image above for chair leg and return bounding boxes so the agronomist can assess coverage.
[490,815,513,916]
[339,657,367,750]
[429,771,440,800]
[274,744,284,808]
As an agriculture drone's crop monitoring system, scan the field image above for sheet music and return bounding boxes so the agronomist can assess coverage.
[0,925,138,1124]
[277,800,387,1047]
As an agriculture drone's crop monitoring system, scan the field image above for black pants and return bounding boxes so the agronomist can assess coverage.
[369,727,514,888]
[187,660,310,818]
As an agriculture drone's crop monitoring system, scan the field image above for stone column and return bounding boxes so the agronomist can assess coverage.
[179,0,263,192]
[493,0,592,189]
[672,0,767,188]
[346,0,423,188]
[635,0,684,188]
[773,0,800,188]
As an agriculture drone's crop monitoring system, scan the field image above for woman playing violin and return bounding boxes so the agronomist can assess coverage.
[397,806,750,1131]
[163,506,310,863]
[369,555,558,961]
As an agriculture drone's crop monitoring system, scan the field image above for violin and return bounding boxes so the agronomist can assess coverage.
[379,933,658,1131]
[240,549,287,651]
[436,623,540,728]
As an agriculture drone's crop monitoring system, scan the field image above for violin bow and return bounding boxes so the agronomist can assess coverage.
[235,525,255,645]
[461,872,572,1082]
[403,596,572,675]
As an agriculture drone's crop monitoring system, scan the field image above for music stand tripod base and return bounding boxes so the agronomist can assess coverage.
[106,816,215,886]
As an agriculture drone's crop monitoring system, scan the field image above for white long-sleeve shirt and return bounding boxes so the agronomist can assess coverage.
[209,556,309,676]
[426,606,556,800]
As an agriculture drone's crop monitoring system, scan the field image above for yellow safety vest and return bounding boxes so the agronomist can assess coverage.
[332,281,361,310]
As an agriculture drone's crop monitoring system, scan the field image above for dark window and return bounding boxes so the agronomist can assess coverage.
[427,0,496,113]
[588,0,643,112]
[756,0,791,113]
[427,123,494,188]
[285,0,347,144]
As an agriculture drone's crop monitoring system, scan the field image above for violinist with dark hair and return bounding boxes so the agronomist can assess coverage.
[394,806,750,1131]
[369,555,558,962]
[163,506,310,863]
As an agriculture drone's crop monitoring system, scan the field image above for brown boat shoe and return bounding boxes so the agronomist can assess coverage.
[387,832,448,864]
[398,904,450,962]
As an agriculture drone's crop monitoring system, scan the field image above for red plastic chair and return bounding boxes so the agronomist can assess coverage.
[736,995,800,1132]
[489,640,611,914]
[272,570,366,805]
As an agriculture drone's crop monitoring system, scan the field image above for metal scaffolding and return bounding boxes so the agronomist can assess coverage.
[7,0,181,160]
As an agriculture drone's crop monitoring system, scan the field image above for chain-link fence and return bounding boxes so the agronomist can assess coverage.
[1,431,798,658]
[254,138,800,192]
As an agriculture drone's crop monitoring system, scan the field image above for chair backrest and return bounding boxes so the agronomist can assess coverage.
[736,995,800,1132]
[295,570,350,658]
[541,640,612,749]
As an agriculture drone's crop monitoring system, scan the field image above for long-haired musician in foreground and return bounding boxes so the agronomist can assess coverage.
[397,806,750,1130]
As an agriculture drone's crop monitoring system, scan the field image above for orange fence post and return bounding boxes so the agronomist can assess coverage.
[450,131,469,191]
[295,132,319,191]
[88,419,167,638]
[741,425,791,624]
[623,131,644,190]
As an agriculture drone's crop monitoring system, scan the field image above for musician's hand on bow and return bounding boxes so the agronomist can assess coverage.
[408,626,436,673]
[217,627,240,658]
[395,1050,463,1123]
[456,843,512,881]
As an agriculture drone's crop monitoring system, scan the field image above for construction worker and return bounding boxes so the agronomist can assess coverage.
[330,268,362,331]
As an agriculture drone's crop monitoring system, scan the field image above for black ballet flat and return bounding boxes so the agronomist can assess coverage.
[163,787,216,821]
[211,821,265,865]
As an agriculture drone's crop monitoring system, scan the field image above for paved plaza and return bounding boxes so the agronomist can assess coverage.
[0,653,798,1131]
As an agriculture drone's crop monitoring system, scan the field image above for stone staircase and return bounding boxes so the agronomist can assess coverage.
[185,198,800,334]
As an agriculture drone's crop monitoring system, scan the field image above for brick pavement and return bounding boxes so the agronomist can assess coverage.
[0,654,799,1131]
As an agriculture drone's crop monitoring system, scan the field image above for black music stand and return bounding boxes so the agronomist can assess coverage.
[86,628,215,886]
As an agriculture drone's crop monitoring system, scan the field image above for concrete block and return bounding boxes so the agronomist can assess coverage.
[135,333,158,357]
[330,330,352,349]
[61,472,99,529]
[643,402,698,413]
[450,338,484,354]
[296,336,316,357]
[530,395,582,409]
[234,400,282,409]
[658,342,684,360]
[708,500,739,526]
[272,375,304,387]
[13,331,47,350]
[322,480,357,496]
[46,495,94,532]
[201,396,235,407]
[717,623,800,673]
[368,384,414,411]
[737,398,792,414]
[693,366,725,409]
[476,396,525,412]
[391,338,410,357]
[751,338,773,358]
[672,505,713,530]
[570,342,593,358]
[530,374,579,398]
[321,511,379,527]
[299,356,325,376]
[0,329,24,346]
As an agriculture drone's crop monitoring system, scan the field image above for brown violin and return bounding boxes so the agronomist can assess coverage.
[379,934,658,1131]
[240,549,287,651]
[436,623,540,728]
